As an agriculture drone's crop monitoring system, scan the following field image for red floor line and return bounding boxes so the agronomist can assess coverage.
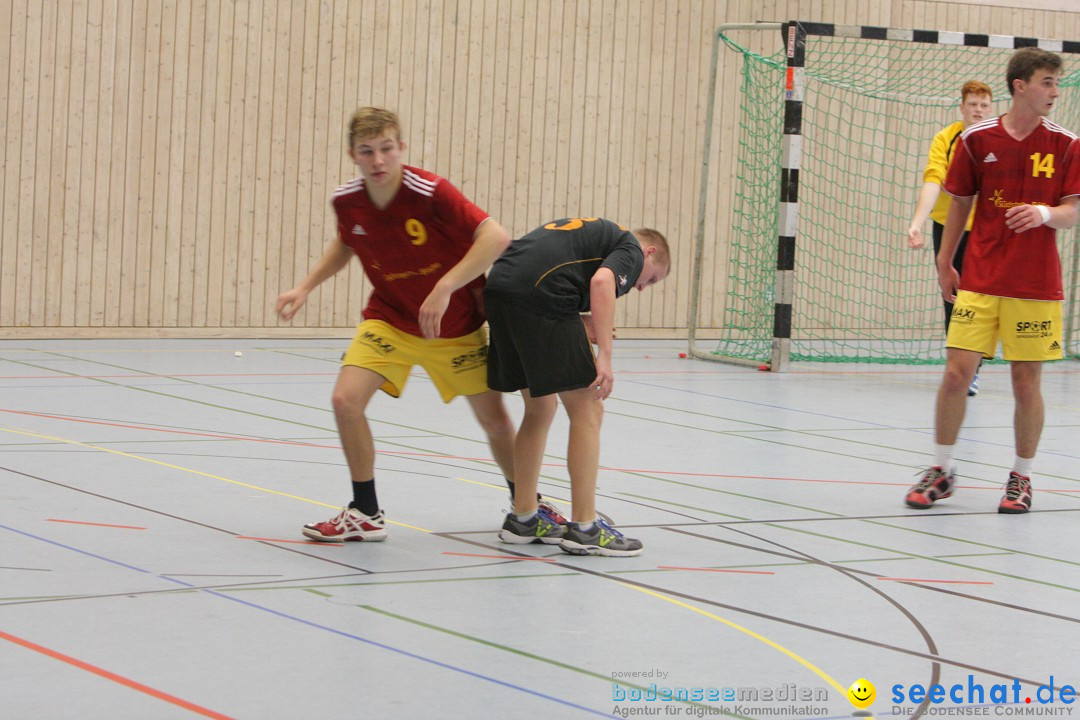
[876,577,994,585]
[9,408,1080,492]
[657,565,776,575]
[0,407,335,449]
[0,629,235,719]
[46,519,147,530]
[442,552,556,562]
[0,372,336,379]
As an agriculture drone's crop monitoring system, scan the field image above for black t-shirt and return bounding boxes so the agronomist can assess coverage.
[485,218,644,316]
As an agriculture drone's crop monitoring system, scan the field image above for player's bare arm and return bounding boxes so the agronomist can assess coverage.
[276,237,353,321]
[588,268,617,400]
[936,194,974,302]
[1004,195,1080,233]
[418,217,511,338]
[907,181,942,249]
[580,313,616,344]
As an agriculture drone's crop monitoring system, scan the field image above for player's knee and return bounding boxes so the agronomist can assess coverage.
[522,395,558,425]
[1011,372,1042,404]
[480,412,515,438]
[566,398,603,430]
[472,394,515,436]
[942,364,975,394]
[331,387,367,419]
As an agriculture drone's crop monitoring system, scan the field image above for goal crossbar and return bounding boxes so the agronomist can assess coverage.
[690,21,1080,371]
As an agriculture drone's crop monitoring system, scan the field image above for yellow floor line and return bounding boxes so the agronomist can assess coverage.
[0,425,432,533]
[622,582,847,696]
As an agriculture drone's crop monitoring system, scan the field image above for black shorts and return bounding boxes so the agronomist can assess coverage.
[484,293,596,397]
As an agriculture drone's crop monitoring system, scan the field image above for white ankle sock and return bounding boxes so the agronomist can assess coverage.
[934,444,955,473]
[1012,456,1033,478]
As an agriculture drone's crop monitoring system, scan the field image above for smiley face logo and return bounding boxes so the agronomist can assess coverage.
[847,678,876,709]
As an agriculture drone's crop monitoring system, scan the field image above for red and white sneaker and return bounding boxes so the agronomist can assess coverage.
[538,499,569,526]
[302,507,387,542]
[904,466,956,509]
[998,472,1032,514]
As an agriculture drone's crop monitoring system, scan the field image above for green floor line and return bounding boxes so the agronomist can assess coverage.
[222,571,578,593]
[48,351,516,452]
[619,484,1080,571]
[359,604,742,717]
[610,397,1080,487]
[7,351,1076,593]
[0,572,576,604]
[765,522,1080,593]
[0,354,514,466]
[613,490,1079,591]
[607,552,1014,576]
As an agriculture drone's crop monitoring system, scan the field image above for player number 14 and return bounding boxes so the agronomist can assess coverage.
[1030,153,1055,178]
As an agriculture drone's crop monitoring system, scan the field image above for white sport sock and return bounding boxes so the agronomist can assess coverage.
[1012,456,1033,478]
[934,444,955,474]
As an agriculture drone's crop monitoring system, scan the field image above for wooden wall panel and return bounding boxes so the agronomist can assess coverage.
[2,0,1080,337]
[0,0,11,329]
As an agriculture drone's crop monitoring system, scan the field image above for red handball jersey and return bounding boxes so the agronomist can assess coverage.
[944,116,1080,300]
[332,166,490,337]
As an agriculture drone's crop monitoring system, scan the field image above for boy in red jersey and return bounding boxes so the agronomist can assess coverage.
[904,49,1080,514]
[276,107,530,542]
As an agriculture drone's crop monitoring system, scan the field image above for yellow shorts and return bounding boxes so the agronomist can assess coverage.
[341,319,490,402]
[946,291,1063,362]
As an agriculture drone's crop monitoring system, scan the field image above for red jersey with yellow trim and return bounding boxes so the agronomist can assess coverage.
[332,165,490,337]
[944,116,1080,300]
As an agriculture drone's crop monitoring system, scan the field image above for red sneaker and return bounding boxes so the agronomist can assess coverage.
[538,499,569,526]
[905,467,956,509]
[998,472,1032,514]
[302,507,387,542]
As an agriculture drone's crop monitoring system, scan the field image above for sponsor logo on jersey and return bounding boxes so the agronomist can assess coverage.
[1050,340,1062,351]
[984,152,998,163]
[383,262,443,282]
[1015,320,1053,338]
[360,331,395,355]
[451,345,488,372]
[352,224,367,235]
[951,307,975,324]
[989,189,1024,209]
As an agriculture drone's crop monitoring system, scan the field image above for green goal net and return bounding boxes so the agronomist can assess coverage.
[697,24,1080,366]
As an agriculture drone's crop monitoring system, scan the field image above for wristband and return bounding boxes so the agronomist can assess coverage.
[1037,205,1051,225]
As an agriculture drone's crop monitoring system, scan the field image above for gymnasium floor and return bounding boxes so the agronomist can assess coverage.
[1,338,1078,719]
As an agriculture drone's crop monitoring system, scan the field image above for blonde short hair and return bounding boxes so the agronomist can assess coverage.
[347,107,402,147]
[634,228,671,271]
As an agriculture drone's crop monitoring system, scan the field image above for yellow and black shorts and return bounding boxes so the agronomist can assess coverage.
[341,319,490,402]
[946,291,1063,362]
